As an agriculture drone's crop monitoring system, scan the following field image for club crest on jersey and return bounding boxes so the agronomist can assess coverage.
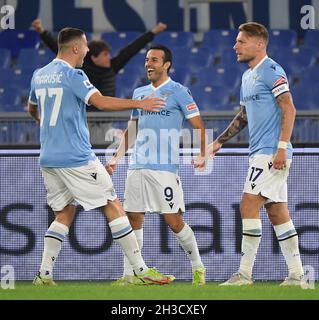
[161,91,173,98]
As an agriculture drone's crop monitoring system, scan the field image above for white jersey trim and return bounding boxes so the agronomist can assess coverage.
[185,111,200,119]
[272,84,289,98]
[251,55,268,71]
[150,77,171,91]
[85,88,99,105]
[53,58,73,69]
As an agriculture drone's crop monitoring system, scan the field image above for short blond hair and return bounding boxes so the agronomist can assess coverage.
[238,22,269,44]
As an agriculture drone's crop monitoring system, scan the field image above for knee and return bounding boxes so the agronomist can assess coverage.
[167,220,184,233]
[127,214,144,230]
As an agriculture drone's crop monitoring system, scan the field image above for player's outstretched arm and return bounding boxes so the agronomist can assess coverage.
[207,105,248,157]
[89,92,165,112]
[106,119,138,175]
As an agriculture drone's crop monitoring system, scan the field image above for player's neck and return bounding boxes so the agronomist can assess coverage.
[56,54,77,68]
[151,75,170,88]
[248,53,267,69]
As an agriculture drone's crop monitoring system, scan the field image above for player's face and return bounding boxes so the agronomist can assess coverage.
[75,35,89,67]
[91,50,111,68]
[233,31,261,64]
[145,49,169,84]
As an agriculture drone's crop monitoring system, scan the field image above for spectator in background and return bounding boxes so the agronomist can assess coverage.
[31,18,167,110]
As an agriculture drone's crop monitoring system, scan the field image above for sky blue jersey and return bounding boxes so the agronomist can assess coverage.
[129,78,200,173]
[29,58,98,167]
[240,56,292,158]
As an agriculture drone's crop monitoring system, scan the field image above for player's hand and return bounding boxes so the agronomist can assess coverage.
[207,140,222,159]
[105,158,117,175]
[273,148,287,170]
[138,98,165,112]
[31,18,44,34]
[192,155,206,171]
[152,22,167,34]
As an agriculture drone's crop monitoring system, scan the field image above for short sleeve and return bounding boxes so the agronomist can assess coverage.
[28,71,38,105]
[69,69,98,105]
[175,87,200,119]
[263,63,289,98]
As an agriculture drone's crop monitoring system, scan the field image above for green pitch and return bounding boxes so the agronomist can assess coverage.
[0,281,318,300]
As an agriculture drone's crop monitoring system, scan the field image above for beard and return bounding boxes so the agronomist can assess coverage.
[238,55,255,64]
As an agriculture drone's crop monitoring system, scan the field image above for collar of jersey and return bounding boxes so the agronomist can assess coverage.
[250,55,268,71]
[53,58,74,69]
[150,77,171,91]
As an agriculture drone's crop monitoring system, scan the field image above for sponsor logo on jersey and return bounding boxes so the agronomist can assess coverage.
[242,94,260,102]
[186,103,198,111]
[140,110,171,116]
[161,91,173,98]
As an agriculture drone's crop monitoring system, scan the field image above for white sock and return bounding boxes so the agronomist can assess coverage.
[174,223,204,270]
[40,221,69,277]
[239,219,262,279]
[109,217,148,275]
[123,229,143,277]
[273,220,304,278]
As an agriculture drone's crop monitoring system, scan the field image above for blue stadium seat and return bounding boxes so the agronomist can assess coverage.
[303,30,319,48]
[169,67,191,86]
[0,49,11,68]
[295,65,319,88]
[16,48,55,70]
[0,87,21,110]
[268,29,297,49]
[173,47,213,74]
[101,31,141,54]
[116,71,141,98]
[201,29,237,50]
[269,46,316,75]
[290,84,318,110]
[123,48,148,72]
[0,30,40,58]
[190,85,230,110]
[152,31,194,49]
[194,66,241,89]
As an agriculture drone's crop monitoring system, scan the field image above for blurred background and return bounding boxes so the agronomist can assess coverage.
[0,0,318,282]
[0,0,318,147]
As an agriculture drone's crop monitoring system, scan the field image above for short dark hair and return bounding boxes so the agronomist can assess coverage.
[238,22,269,44]
[148,45,173,73]
[57,27,85,50]
[86,40,111,59]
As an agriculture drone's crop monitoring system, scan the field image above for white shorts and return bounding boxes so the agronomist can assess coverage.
[124,169,185,214]
[41,159,117,212]
[243,154,291,203]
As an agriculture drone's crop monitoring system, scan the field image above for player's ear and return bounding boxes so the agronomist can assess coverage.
[73,44,79,54]
[164,61,171,72]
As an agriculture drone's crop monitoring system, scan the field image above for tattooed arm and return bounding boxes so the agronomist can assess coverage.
[272,91,296,169]
[207,105,248,157]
